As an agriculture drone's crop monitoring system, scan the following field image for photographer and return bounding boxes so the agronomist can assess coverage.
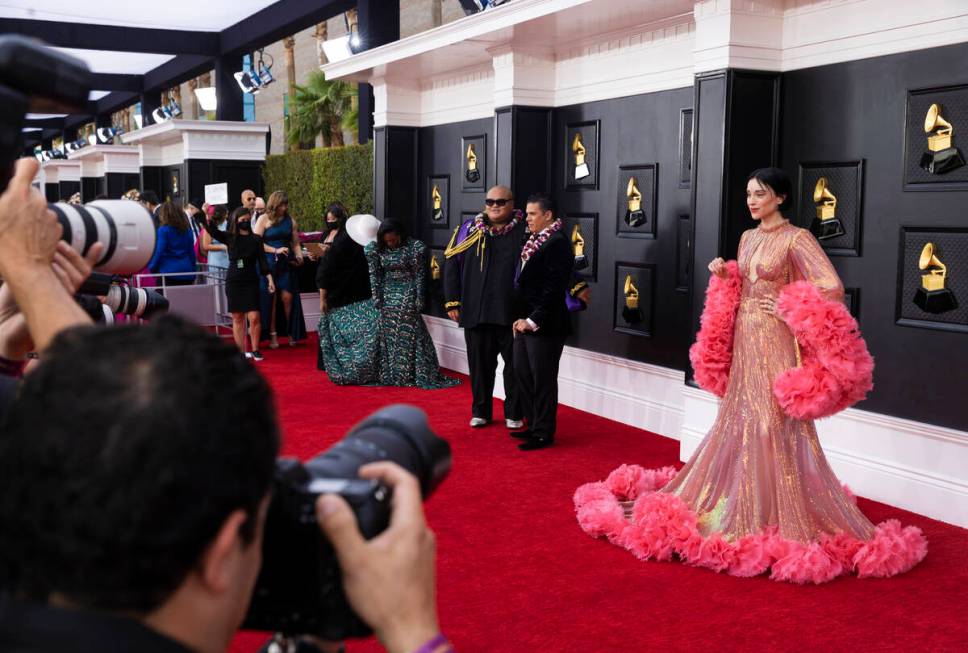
[0,158,105,415]
[0,315,447,653]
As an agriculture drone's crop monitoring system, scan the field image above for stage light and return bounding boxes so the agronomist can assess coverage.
[97,126,124,143]
[194,87,217,112]
[322,35,353,62]
[169,101,182,117]
[151,106,171,123]
[87,133,98,146]
[234,70,261,94]
[456,0,511,15]
[134,113,143,129]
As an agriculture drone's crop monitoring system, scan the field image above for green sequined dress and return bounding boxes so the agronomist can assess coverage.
[365,239,459,389]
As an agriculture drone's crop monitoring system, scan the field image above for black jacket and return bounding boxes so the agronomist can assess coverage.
[513,229,573,337]
[443,218,527,329]
[315,230,372,309]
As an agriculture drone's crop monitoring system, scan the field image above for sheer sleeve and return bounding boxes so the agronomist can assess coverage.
[789,229,844,302]
[365,242,382,308]
[413,240,427,309]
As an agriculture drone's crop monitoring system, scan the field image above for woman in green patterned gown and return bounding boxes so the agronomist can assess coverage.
[365,219,459,389]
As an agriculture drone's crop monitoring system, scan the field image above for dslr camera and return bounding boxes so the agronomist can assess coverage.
[0,35,156,276]
[245,404,451,641]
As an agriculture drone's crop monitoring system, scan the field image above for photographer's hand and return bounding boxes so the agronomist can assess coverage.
[316,462,441,653]
[0,158,92,351]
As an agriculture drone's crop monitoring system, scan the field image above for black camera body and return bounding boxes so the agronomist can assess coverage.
[244,404,451,640]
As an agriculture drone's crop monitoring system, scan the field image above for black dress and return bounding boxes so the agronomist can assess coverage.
[200,221,269,313]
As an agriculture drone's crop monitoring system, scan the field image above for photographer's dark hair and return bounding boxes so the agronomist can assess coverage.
[747,167,792,211]
[325,202,348,232]
[158,201,189,232]
[376,218,408,252]
[0,315,280,613]
[527,192,556,216]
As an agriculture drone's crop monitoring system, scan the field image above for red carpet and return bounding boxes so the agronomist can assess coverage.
[232,340,968,652]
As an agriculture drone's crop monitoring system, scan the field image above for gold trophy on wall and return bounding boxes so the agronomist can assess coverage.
[430,254,442,281]
[913,242,957,313]
[622,274,643,324]
[625,176,646,227]
[432,184,443,221]
[810,176,845,240]
[572,132,590,180]
[571,224,588,270]
[919,103,965,174]
[465,143,480,183]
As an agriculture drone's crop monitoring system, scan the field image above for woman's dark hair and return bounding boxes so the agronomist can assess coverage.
[228,206,253,238]
[376,218,408,251]
[747,167,793,211]
[158,201,189,232]
[325,202,349,233]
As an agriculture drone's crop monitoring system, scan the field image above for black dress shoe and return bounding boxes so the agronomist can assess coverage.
[510,430,533,440]
[518,436,554,451]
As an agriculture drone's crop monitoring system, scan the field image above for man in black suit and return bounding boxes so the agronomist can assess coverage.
[511,193,573,451]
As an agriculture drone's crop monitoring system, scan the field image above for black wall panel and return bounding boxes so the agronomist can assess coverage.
[81,177,100,202]
[105,172,142,199]
[57,180,80,201]
[780,40,968,430]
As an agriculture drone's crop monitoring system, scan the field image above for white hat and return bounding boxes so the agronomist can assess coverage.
[346,214,381,246]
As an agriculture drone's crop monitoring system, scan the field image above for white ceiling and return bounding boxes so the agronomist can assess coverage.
[52,47,176,75]
[0,0,279,31]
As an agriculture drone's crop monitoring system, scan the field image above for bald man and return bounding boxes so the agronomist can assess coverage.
[241,189,256,211]
[444,185,526,431]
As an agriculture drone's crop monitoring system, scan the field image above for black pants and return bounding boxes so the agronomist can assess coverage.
[513,333,566,440]
[464,324,522,421]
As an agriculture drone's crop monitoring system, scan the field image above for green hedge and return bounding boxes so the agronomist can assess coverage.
[263,143,373,232]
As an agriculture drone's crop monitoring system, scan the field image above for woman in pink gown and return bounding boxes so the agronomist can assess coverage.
[575,168,927,584]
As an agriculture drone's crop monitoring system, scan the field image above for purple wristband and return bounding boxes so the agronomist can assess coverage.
[412,633,452,653]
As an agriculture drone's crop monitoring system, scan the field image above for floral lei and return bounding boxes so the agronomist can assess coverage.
[472,209,522,236]
[520,219,563,265]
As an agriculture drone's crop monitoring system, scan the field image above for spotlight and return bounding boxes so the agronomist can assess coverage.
[97,126,124,143]
[134,113,143,129]
[87,132,97,146]
[168,101,182,117]
[235,50,275,95]
[234,70,261,94]
[194,87,217,112]
[322,35,354,63]
[151,106,171,123]
[456,0,511,15]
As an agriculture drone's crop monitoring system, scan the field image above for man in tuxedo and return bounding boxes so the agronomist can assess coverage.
[511,193,573,451]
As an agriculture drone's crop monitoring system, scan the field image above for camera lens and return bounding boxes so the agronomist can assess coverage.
[103,286,170,320]
[48,200,156,275]
[303,404,451,499]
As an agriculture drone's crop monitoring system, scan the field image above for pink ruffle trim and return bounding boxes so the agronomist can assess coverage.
[574,465,927,584]
[689,261,742,398]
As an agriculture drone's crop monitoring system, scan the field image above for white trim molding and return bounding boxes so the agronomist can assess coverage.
[40,159,80,183]
[426,315,968,528]
[67,144,140,177]
[121,119,269,166]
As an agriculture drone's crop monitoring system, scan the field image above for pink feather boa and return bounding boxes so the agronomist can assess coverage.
[574,465,927,584]
[689,262,742,397]
[774,281,874,419]
[689,266,874,419]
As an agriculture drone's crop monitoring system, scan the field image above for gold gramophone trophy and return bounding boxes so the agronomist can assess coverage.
[625,176,646,227]
[571,224,588,270]
[465,143,480,183]
[919,103,965,174]
[622,274,643,324]
[431,184,443,221]
[430,254,442,281]
[810,176,845,240]
[572,133,590,180]
[913,242,957,313]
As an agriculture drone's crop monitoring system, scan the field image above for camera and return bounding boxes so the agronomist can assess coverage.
[1,36,157,276]
[244,404,451,641]
[75,272,170,323]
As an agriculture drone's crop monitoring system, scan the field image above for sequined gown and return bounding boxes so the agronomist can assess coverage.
[663,221,873,542]
[574,221,926,583]
[365,240,459,390]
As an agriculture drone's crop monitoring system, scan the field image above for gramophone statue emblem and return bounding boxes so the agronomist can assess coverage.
[919,103,965,174]
[465,143,480,183]
[430,254,442,281]
[913,242,957,314]
[572,133,590,180]
[625,176,646,228]
[431,184,443,221]
[571,224,588,271]
[622,274,643,324]
[810,176,845,240]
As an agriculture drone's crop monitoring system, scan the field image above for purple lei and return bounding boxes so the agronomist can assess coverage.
[472,209,522,236]
[520,219,563,266]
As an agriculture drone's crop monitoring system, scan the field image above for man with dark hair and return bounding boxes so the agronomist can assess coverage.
[0,314,444,653]
[141,189,161,227]
[444,184,526,430]
[511,192,573,451]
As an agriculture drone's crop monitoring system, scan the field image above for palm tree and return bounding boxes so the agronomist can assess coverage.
[287,70,357,149]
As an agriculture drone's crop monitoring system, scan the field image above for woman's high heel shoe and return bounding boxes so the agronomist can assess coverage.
[269,332,279,349]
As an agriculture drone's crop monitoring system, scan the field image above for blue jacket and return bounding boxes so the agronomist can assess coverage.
[148,225,196,274]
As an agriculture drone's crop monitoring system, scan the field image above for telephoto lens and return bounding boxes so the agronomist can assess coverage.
[245,404,451,641]
[77,272,170,321]
[48,200,156,275]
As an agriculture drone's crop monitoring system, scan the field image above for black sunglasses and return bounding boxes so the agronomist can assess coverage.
[485,198,511,207]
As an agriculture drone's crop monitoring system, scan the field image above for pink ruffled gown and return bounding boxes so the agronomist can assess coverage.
[575,221,927,583]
